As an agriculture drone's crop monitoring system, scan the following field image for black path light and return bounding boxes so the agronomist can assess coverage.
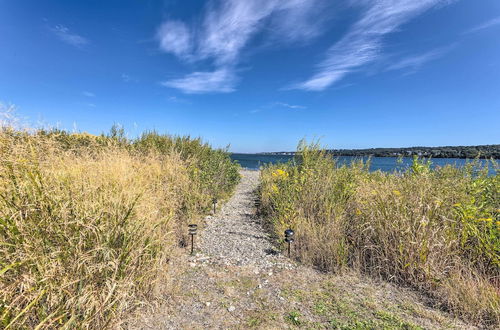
[284,229,294,257]
[212,197,217,215]
[254,198,261,208]
[188,224,198,254]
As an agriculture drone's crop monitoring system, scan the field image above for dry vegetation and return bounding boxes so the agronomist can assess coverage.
[260,141,500,327]
[0,127,240,328]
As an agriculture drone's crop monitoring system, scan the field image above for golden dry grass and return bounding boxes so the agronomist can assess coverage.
[0,128,239,328]
[260,142,499,326]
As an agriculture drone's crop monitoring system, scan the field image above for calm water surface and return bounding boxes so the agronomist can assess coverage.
[231,153,493,173]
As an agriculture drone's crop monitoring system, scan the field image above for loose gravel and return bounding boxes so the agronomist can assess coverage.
[199,169,293,270]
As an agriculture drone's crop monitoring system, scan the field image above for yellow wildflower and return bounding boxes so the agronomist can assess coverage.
[272,169,288,178]
[393,190,401,196]
[355,209,362,216]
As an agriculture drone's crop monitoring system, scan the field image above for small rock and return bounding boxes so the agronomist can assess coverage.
[206,302,211,307]
[228,305,236,312]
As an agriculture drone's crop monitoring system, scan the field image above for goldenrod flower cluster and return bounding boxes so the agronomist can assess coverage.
[272,169,289,178]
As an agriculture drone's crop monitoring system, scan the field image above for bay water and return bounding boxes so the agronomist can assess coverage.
[230,153,494,173]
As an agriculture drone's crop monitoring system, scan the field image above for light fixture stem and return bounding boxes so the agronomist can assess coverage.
[191,234,194,254]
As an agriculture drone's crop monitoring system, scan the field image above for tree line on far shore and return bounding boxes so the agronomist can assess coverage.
[265,145,500,159]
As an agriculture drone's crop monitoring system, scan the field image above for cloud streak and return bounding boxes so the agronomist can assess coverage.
[273,102,306,109]
[387,46,453,73]
[250,101,306,113]
[294,0,451,91]
[161,69,236,94]
[51,25,89,48]
[465,16,500,34]
[157,0,327,93]
[168,96,191,104]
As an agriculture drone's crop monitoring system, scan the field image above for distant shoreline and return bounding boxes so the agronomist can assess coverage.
[247,144,500,159]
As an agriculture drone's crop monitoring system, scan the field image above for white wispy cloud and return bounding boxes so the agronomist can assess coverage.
[82,91,95,97]
[465,16,500,34]
[51,25,89,48]
[168,96,191,104]
[157,21,193,58]
[199,1,275,66]
[157,0,326,93]
[250,101,306,113]
[294,0,452,91]
[161,69,236,94]
[273,102,306,109]
[268,0,328,43]
[387,46,453,73]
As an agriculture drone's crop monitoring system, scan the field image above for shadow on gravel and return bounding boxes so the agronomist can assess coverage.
[227,231,268,240]
[264,248,280,256]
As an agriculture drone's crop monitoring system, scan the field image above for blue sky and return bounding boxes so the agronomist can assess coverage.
[0,0,499,152]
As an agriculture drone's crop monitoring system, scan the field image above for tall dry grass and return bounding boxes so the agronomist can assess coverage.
[260,141,499,326]
[0,128,240,328]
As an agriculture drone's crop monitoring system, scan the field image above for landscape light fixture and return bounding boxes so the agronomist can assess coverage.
[254,198,261,208]
[188,224,198,254]
[212,197,217,215]
[284,229,294,257]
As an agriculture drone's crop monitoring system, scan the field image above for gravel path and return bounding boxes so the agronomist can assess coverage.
[125,170,472,329]
[199,169,292,269]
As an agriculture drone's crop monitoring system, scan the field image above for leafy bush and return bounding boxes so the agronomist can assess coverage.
[260,141,499,326]
[0,127,239,328]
